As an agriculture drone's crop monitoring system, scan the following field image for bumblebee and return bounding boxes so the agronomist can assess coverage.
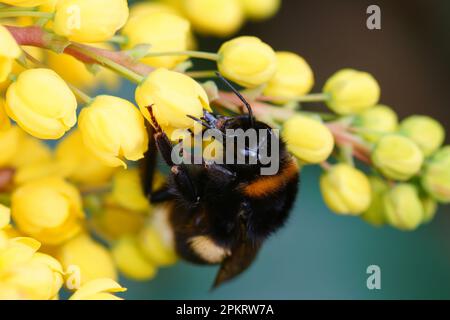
[140,75,299,288]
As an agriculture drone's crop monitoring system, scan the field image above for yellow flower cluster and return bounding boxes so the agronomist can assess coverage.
[0,0,448,300]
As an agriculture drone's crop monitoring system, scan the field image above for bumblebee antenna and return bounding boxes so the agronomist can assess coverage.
[186,115,214,130]
[214,72,255,127]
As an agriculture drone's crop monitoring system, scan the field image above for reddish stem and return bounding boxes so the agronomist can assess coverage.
[5,25,154,77]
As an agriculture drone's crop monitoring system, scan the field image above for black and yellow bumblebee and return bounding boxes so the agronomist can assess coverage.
[140,74,299,288]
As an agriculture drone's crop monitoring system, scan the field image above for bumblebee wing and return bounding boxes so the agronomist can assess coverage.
[212,240,261,289]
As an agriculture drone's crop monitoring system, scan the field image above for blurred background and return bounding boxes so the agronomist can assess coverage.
[115,0,450,299]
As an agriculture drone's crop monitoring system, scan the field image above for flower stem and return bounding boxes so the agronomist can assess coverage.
[68,83,93,104]
[0,11,53,19]
[260,92,330,103]
[109,35,128,45]
[71,43,144,83]
[185,70,217,78]
[144,50,220,61]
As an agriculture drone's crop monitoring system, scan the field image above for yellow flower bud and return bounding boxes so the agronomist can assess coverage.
[218,36,277,88]
[240,0,280,20]
[112,235,157,281]
[112,169,149,212]
[136,68,210,131]
[138,224,177,266]
[0,98,11,131]
[323,69,380,115]
[0,125,21,167]
[0,25,21,83]
[0,0,49,6]
[5,68,77,139]
[282,115,334,164]
[422,146,450,203]
[421,196,437,224]
[372,134,423,181]
[56,130,117,187]
[122,12,191,69]
[360,176,388,226]
[58,234,117,285]
[53,0,129,42]
[11,177,84,245]
[92,200,145,241]
[399,115,445,157]
[39,0,59,12]
[0,204,10,230]
[383,183,423,231]
[13,161,65,186]
[320,163,371,215]
[78,95,148,168]
[263,52,314,102]
[353,104,398,143]
[8,129,52,170]
[0,237,63,300]
[69,278,126,300]
[129,2,180,18]
[46,50,97,91]
[183,0,244,37]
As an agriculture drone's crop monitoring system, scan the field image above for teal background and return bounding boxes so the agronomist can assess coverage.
[115,0,450,299]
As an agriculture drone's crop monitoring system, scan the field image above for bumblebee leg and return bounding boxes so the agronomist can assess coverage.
[171,165,200,204]
[150,187,173,203]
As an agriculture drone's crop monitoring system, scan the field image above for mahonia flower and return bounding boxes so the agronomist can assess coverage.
[0,25,21,83]
[122,12,191,69]
[136,68,210,133]
[78,95,148,168]
[56,130,117,187]
[9,130,56,185]
[372,134,423,181]
[53,0,129,42]
[0,125,21,167]
[112,235,157,281]
[9,131,52,169]
[92,196,146,241]
[5,68,78,139]
[282,114,334,164]
[399,115,445,157]
[353,104,398,143]
[0,237,64,300]
[240,0,281,20]
[422,146,450,203]
[218,36,277,88]
[0,99,10,131]
[111,169,150,212]
[323,69,380,115]
[0,204,10,230]
[421,196,438,224]
[320,163,372,215]
[183,0,244,37]
[138,220,177,266]
[0,0,49,6]
[69,278,126,300]
[360,176,388,226]
[129,2,181,18]
[11,177,84,245]
[47,45,120,92]
[383,183,423,231]
[263,52,314,102]
[57,233,117,285]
